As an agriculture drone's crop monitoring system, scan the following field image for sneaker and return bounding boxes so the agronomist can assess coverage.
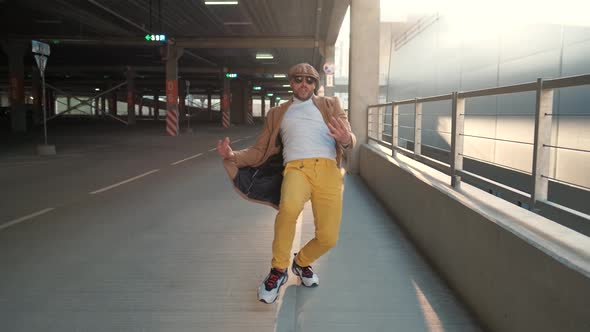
[258,268,288,304]
[291,257,319,287]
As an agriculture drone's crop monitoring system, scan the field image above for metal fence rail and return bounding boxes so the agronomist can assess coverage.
[367,73,590,234]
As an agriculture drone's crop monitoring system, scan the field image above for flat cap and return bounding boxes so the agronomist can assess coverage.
[288,63,320,81]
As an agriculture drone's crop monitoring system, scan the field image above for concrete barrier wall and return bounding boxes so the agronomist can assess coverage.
[359,143,590,332]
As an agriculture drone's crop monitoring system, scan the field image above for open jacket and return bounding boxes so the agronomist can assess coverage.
[223,95,356,209]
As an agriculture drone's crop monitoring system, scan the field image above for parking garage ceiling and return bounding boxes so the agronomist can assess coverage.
[0,0,349,94]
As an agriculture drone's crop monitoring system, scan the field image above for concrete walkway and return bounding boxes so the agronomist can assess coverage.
[274,174,484,332]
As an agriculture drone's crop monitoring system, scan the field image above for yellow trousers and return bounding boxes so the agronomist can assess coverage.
[272,158,344,269]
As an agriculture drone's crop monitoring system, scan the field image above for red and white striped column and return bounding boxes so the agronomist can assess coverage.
[221,74,230,128]
[164,41,182,136]
[246,83,254,125]
[126,67,136,126]
[166,79,179,136]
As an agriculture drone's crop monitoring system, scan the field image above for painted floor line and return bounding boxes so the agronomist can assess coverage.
[171,153,204,166]
[232,138,244,143]
[209,147,217,152]
[0,208,55,231]
[0,161,52,168]
[89,169,160,194]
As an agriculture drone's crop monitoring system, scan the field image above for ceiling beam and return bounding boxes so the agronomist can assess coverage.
[325,0,350,46]
[12,36,321,49]
[1,65,291,75]
[87,0,149,34]
[175,37,318,49]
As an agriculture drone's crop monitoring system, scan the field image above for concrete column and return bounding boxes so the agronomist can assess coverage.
[153,94,159,120]
[324,44,336,97]
[261,93,266,118]
[45,90,51,117]
[270,97,276,108]
[100,95,106,117]
[348,0,380,173]
[138,95,144,117]
[94,98,99,116]
[178,79,187,123]
[48,90,56,116]
[126,67,136,125]
[31,66,43,126]
[109,83,117,116]
[221,72,230,128]
[67,97,71,113]
[164,43,183,135]
[2,41,27,133]
[207,92,212,121]
[230,79,245,124]
[178,79,187,125]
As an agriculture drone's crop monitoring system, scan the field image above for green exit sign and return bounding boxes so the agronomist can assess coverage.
[225,73,237,78]
[145,34,166,42]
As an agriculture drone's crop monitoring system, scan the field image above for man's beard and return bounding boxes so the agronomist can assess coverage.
[295,90,313,101]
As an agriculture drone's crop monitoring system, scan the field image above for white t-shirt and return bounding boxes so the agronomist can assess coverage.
[280,97,337,164]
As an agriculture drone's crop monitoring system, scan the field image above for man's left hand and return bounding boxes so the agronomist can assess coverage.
[327,116,352,146]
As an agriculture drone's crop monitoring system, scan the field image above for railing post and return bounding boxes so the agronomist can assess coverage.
[392,102,398,157]
[414,98,422,156]
[366,106,371,142]
[531,78,554,211]
[378,106,385,142]
[450,92,465,188]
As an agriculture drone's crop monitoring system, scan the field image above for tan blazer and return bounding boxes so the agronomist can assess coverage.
[224,95,356,174]
[222,95,356,208]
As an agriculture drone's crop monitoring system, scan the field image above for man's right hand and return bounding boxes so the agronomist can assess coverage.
[217,136,235,160]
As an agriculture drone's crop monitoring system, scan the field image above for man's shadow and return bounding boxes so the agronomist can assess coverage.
[275,282,316,332]
[275,284,299,332]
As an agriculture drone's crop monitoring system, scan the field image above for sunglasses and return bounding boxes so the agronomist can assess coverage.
[293,76,316,85]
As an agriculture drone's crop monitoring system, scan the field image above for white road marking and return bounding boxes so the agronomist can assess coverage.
[209,148,217,152]
[170,153,204,166]
[232,138,244,143]
[89,169,160,194]
[0,208,55,231]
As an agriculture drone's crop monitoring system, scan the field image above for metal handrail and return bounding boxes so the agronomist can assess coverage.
[544,73,590,89]
[368,103,393,108]
[459,82,537,98]
[366,73,590,232]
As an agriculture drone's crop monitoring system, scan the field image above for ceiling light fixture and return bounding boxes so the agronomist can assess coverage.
[224,21,252,25]
[273,74,286,78]
[256,53,274,60]
[205,1,238,5]
[282,84,290,87]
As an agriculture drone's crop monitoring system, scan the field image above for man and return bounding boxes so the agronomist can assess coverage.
[217,63,356,304]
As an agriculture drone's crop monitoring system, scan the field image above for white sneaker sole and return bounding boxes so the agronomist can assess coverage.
[258,274,288,304]
[292,267,319,287]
